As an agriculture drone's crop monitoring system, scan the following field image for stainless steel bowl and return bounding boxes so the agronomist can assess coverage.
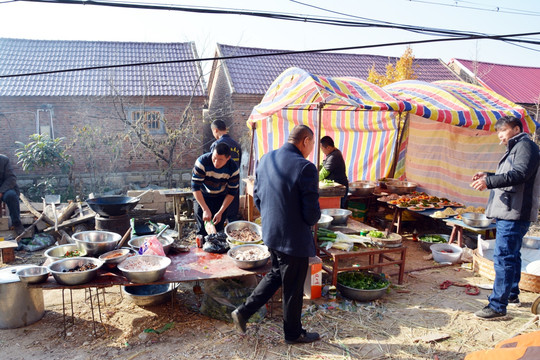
[71,231,121,256]
[461,213,492,228]
[336,271,390,302]
[523,236,540,249]
[228,244,270,270]
[349,181,376,196]
[48,257,104,286]
[385,181,418,195]
[225,221,262,245]
[117,255,171,284]
[318,214,333,229]
[98,248,134,268]
[122,283,178,306]
[16,266,50,284]
[128,235,174,255]
[321,208,352,225]
[44,244,87,262]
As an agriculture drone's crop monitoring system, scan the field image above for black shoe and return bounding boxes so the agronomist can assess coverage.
[474,306,506,319]
[508,296,521,307]
[231,309,247,334]
[285,330,320,344]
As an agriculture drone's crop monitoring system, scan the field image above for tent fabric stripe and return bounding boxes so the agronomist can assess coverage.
[385,80,535,133]
[400,115,503,207]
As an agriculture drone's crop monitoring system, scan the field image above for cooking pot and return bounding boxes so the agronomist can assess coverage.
[86,189,152,217]
[0,265,45,329]
[86,196,139,217]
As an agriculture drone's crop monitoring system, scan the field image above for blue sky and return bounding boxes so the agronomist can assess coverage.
[1,0,539,77]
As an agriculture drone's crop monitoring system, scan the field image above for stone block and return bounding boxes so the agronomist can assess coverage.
[0,217,9,231]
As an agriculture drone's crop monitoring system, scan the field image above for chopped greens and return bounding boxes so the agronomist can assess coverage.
[337,271,389,290]
[367,230,384,238]
[420,235,447,243]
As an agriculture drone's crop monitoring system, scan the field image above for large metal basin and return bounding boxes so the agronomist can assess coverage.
[128,235,174,255]
[0,266,45,329]
[71,230,121,256]
[385,181,417,195]
[349,181,376,196]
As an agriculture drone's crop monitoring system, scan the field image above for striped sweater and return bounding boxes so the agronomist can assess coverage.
[191,152,239,197]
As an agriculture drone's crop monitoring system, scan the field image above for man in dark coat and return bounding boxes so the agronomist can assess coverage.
[210,120,242,222]
[231,125,321,344]
[319,136,349,208]
[0,154,24,235]
[471,116,540,319]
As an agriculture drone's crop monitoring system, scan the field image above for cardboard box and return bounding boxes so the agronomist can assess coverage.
[304,256,323,299]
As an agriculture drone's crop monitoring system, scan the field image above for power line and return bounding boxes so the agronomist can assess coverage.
[2,31,539,79]
[403,0,540,17]
[13,0,517,39]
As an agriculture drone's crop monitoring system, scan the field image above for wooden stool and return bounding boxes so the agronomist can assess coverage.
[0,241,17,263]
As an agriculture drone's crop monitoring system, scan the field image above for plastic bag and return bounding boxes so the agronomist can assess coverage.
[199,278,266,322]
[18,233,55,252]
[139,236,165,256]
[202,232,229,253]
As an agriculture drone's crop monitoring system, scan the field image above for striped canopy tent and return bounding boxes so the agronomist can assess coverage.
[385,80,535,207]
[247,67,411,181]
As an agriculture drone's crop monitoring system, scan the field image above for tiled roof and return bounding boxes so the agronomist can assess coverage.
[0,38,205,97]
[451,59,540,105]
[217,44,460,95]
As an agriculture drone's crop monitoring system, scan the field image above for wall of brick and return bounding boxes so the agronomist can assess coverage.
[0,95,206,186]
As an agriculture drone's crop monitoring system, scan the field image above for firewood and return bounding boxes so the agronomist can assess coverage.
[19,193,55,225]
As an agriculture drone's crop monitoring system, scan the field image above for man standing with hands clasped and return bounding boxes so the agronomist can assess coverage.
[471,115,540,320]
[231,125,321,344]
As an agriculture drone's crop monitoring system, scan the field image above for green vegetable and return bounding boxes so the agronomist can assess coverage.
[318,236,337,243]
[317,231,336,238]
[420,235,447,243]
[367,230,384,238]
[337,271,389,290]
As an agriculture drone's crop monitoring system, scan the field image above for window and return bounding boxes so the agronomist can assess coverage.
[129,108,165,134]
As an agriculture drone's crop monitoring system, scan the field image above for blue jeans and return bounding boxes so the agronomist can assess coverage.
[1,189,21,226]
[488,219,530,313]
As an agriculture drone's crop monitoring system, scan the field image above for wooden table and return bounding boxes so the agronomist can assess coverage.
[318,218,407,286]
[158,189,195,235]
[444,217,496,247]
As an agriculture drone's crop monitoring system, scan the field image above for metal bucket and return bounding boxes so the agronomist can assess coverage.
[0,265,45,329]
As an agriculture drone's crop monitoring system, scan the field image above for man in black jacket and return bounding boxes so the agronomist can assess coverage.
[471,116,540,319]
[319,136,349,208]
[0,155,24,235]
[231,125,321,344]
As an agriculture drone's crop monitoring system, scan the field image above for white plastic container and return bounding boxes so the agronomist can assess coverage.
[430,243,463,264]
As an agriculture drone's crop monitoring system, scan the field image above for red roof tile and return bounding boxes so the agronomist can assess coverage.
[0,38,205,97]
[218,44,461,95]
[451,59,540,105]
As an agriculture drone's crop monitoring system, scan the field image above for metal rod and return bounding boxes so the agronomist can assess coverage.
[88,288,97,336]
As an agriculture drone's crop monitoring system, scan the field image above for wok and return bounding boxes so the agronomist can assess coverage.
[86,196,139,217]
[86,189,152,217]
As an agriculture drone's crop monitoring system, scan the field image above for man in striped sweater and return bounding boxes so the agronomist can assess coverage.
[191,143,239,237]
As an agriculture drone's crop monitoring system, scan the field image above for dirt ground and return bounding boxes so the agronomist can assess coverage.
[1,221,540,360]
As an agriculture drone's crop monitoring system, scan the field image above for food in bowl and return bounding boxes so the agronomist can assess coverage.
[63,249,84,258]
[230,245,270,262]
[120,256,167,271]
[64,263,98,272]
[419,234,448,243]
[228,228,260,243]
[337,271,389,290]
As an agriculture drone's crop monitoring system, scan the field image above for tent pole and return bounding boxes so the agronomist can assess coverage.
[248,123,256,177]
[315,102,324,170]
[389,112,408,178]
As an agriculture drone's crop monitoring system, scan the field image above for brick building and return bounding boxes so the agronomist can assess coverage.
[0,38,206,191]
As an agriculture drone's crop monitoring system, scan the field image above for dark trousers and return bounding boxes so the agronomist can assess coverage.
[227,192,240,222]
[236,249,308,341]
[194,194,228,236]
[1,189,21,226]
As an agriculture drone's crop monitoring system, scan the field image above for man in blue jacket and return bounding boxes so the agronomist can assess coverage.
[210,120,242,222]
[231,125,321,344]
[471,116,540,319]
